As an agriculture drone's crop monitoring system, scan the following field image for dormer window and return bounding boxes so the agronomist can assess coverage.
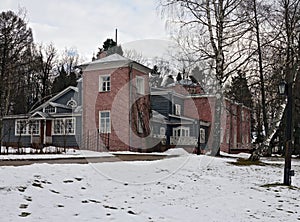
[67,99,77,108]
[175,104,181,116]
[44,105,56,114]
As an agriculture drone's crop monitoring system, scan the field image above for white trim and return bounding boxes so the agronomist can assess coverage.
[67,99,78,108]
[173,126,190,137]
[136,76,145,95]
[175,104,181,116]
[43,105,56,114]
[15,119,40,136]
[99,110,111,133]
[99,75,111,92]
[52,117,76,135]
[200,128,205,143]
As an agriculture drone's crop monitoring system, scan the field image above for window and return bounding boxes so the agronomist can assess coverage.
[137,112,143,134]
[65,118,75,134]
[44,105,56,113]
[16,120,28,135]
[15,120,40,136]
[99,111,111,133]
[160,127,166,135]
[53,118,75,135]
[67,99,77,108]
[53,119,64,135]
[226,130,230,144]
[29,121,40,135]
[136,76,145,94]
[99,75,110,92]
[173,127,189,138]
[200,128,205,143]
[175,104,181,116]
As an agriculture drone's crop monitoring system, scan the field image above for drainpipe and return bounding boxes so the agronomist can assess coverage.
[129,63,133,151]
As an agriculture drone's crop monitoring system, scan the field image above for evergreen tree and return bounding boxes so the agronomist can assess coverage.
[149,65,162,87]
[227,71,253,108]
[0,10,34,115]
[176,72,182,82]
[96,38,123,58]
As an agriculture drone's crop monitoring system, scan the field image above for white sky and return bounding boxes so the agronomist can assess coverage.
[0,0,170,60]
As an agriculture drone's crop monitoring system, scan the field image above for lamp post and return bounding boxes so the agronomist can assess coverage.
[278,80,294,186]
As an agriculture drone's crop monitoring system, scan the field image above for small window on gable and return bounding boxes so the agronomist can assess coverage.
[67,99,77,108]
[99,75,110,92]
[175,104,181,116]
[136,76,145,94]
[44,105,56,113]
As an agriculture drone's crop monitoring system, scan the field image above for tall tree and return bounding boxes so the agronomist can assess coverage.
[0,10,33,116]
[51,48,80,94]
[160,0,252,155]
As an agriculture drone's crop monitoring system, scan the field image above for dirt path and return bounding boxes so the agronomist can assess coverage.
[0,154,176,166]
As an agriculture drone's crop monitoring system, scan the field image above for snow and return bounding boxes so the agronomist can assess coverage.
[0,154,299,221]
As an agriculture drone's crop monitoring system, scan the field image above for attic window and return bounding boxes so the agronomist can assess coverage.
[44,105,56,113]
[67,99,77,108]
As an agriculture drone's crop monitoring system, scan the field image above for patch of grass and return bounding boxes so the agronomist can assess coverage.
[228,158,266,166]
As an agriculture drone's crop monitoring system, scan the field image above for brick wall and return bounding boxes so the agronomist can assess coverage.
[83,65,151,151]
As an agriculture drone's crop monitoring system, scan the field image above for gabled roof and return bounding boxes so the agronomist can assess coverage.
[30,86,78,114]
[29,111,52,119]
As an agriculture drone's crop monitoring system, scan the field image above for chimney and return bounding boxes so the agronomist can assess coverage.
[115,28,118,45]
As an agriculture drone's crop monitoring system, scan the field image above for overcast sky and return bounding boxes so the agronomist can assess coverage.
[1,0,170,60]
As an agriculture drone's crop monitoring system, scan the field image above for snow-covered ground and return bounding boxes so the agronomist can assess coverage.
[0,152,299,221]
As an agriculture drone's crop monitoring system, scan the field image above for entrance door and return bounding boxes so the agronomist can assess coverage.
[45,120,52,144]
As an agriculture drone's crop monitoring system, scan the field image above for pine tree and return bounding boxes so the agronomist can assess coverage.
[227,71,253,109]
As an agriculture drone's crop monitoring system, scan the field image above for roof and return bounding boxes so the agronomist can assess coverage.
[30,86,79,114]
[83,53,152,73]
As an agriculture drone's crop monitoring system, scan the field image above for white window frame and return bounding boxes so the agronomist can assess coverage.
[160,127,166,136]
[99,111,111,133]
[15,120,40,136]
[137,112,143,134]
[175,104,181,116]
[15,120,28,136]
[99,75,111,92]
[44,105,56,114]
[67,99,77,108]
[29,120,40,135]
[200,128,205,143]
[173,126,189,138]
[52,118,76,135]
[136,76,145,95]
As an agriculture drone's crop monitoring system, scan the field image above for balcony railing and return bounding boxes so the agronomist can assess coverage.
[170,136,197,146]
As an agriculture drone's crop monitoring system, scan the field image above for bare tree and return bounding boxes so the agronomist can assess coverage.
[160,0,252,155]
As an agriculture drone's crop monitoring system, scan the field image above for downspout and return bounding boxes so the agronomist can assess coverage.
[129,63,133,150]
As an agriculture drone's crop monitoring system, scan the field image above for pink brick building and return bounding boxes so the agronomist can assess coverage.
[82,54,151,151]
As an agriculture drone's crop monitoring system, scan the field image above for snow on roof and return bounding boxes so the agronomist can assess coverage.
[91,53,131,64]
